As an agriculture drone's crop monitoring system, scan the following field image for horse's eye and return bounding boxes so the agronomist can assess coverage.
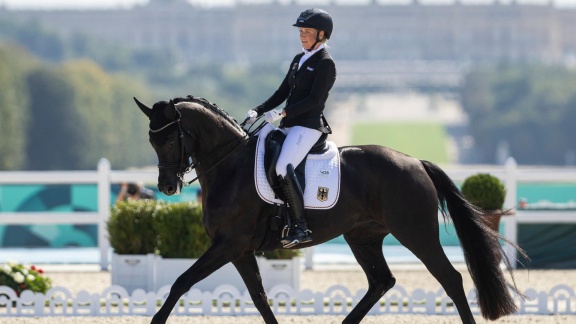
[169,141,176,146]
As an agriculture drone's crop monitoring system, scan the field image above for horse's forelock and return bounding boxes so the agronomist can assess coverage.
[149,101,173,131]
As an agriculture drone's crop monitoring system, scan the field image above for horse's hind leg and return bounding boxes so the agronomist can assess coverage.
[232,253,278,324]
[343,234,395,324]
[395,231,476,323]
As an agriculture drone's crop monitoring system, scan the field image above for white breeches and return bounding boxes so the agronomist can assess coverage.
[276,126,323,178]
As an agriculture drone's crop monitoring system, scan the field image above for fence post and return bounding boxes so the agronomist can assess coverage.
[97,158,111,271]
[503,157,518,268]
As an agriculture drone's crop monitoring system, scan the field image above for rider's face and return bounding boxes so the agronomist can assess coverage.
[299,27,323,50]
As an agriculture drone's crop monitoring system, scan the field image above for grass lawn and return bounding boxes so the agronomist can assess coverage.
[351,122,449,164]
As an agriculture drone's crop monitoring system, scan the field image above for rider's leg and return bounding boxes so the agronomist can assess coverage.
[278,164,311,247]
[275,126,322,248]
[275,126,322,178]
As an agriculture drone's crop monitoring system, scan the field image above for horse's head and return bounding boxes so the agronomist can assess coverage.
[134,97,189,196]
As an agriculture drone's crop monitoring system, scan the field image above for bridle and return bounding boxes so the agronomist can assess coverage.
[149,108,248,186]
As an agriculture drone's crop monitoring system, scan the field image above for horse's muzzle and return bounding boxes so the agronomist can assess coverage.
[158,181,181,196]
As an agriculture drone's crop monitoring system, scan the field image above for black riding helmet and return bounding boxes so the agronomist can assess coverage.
[293,8,333,40]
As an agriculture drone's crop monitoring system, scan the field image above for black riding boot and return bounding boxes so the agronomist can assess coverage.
[279,164,312,248]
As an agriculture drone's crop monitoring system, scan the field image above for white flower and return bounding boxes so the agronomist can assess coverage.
[26,274,35,281]
[7,260,18,266]
[1,264,11,274]
[21,268,29,276]
[13,272,25,284]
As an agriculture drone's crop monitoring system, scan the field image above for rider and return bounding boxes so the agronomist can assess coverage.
[245,8,336,248]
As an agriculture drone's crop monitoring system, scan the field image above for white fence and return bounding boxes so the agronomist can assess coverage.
[1,283,575,317]
[1,157,576,270]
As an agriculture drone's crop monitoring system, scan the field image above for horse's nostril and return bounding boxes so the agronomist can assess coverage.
[166,185,175,195]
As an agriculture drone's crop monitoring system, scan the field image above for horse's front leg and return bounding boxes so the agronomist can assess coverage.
[150,239,239,324]
[233,253,279,324]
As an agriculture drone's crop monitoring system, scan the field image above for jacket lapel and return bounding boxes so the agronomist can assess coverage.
[296,48,326,75]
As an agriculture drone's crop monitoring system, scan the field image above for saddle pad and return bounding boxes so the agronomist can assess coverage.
[254,123,341,209]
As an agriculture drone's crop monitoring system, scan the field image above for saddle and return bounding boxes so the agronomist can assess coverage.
[263,129,329,201]
[254,123,340,209]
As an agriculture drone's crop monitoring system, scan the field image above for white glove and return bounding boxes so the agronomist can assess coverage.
[244,109,258,124]
[264,109,283,123]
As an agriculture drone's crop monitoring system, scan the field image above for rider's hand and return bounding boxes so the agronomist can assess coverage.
[264,109,283,123]
[244,109,258,124]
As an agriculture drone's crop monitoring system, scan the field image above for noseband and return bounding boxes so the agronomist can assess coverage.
[149,108,248,186]
[149,109,193,181]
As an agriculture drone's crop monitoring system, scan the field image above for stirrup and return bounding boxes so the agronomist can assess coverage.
[281,229,312,248]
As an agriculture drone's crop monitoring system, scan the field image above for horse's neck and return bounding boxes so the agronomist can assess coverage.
[195,135,254,195]
[185,109,246,175]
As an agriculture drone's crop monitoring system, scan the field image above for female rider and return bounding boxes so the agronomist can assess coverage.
[245,8,336,248]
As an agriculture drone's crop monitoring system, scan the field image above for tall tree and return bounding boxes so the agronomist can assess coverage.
[0,44,35,170]
[461,64,576,165]
[26,59,155,170]
[26,65,85,170]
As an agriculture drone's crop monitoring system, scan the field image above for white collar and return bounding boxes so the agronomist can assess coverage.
[302,44,324,57]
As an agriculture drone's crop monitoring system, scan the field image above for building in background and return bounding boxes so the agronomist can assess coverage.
[1,0,575,67]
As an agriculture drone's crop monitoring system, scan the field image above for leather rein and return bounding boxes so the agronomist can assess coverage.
[150,108,250,186]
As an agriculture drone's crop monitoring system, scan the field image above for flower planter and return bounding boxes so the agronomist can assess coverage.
[257,257,300,292]
[111,253,155,293]
[111,253,301,293]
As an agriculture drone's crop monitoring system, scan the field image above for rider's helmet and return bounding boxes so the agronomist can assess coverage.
[292,8,333,40]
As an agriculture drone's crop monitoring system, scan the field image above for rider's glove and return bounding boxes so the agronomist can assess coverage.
[264,109,283,123]
[244,109,258,124]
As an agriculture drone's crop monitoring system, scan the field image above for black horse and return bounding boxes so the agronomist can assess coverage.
[134,96,524,324]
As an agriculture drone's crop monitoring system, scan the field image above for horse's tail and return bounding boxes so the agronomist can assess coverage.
[420,160,526,320]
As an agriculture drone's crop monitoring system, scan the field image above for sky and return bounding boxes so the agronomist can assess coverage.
[1,0,576,10]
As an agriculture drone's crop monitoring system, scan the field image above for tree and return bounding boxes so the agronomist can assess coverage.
[26,65,85,170]
[0,44,35,170]
[25,59,155,170]
[460,63,576,165]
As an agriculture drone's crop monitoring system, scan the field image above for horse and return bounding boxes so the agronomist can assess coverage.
[134,95,524,324]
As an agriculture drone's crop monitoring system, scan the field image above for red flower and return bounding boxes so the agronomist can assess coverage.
[31,265,36,271]
[20,283,26,289]
[38,269,44,274]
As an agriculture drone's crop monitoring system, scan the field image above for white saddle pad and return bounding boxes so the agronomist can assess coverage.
[254,123,341,209]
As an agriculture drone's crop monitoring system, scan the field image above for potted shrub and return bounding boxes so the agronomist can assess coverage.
[461,173,507,232]
[108,199,158,293]
[151,201,242,292]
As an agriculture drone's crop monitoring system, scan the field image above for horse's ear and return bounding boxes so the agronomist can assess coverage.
[165,99,178,121]
[134,97,153,119]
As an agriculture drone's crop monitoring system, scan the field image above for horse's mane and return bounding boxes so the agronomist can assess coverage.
[173,95,244,134]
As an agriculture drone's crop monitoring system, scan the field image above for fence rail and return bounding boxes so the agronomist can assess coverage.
[1,157,576,270]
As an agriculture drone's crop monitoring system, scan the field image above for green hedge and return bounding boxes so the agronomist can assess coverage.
[108,200,209,258]
[153,201,209,258]
[107,199,158,255]
[108,200,299,259]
